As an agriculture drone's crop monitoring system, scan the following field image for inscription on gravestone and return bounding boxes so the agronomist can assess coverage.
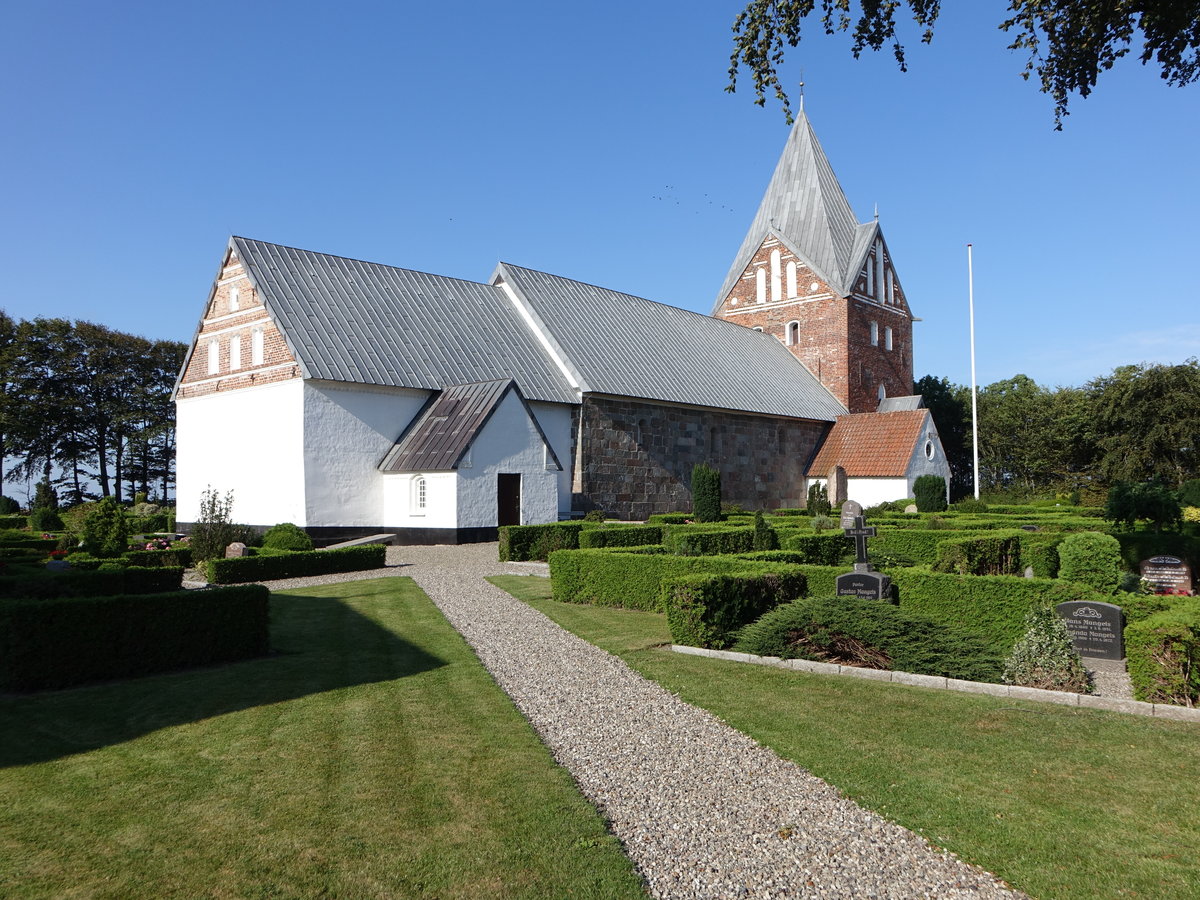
[1139,555,1192,595]
[1055,601,1125,661]
[836,512,892,601]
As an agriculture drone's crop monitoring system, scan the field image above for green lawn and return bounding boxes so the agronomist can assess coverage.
[1,577,646,899]
[490,574,1200,900]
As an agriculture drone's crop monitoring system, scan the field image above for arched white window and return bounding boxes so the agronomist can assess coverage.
[787,321,800,345]
[878,383,887,402]
[207,339,219,375]
[413,476,427,512]
[755,268,766,303]
[865,260,874,295]
[786,261,797,298]
[885,326,893,351]
[869,321,879,346]
[230,335,242,370]
[886,268,895,304]
[251,327,264,365]
[874,239,885,301]
[770,249,782,303]
[229,287,240,312]
[752,326,764,332]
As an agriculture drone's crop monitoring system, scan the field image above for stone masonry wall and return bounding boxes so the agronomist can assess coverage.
[577,395,828,521]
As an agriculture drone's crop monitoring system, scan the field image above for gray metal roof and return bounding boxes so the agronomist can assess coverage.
[877,394,926,412]
[497,264,847,421]
[713,111,872,311]
[379,379,562,472]
[231,237,578,404]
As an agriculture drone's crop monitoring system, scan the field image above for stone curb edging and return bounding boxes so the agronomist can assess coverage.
[671,645,1200,723]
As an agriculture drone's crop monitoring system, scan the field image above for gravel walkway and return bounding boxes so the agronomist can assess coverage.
[246,543,1024,898]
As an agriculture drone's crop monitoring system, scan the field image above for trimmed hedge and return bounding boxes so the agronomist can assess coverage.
[1111,530,1200,574]
[932,531,1024,576]
[664,527,754,557]
[780,532,853,565]
[870,529,980,565]
[0,584,270,691]
[663,570,807,649]
[498,522,588,561]
[732,597,1004,682]
[205,545,386,584]
[578,525,664,549]
[1019,533,1062,578]
[124,547,194,568]
[548,548,803,611]
[0,515,27,530]
[0,566,184,600]
[1125,599,1200,705]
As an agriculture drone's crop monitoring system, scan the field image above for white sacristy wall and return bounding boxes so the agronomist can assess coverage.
[458,389,559,527]
[302,381,430,528]
[383,472,458,529]
[176,379,306,526]
[527,400,574,515]
[903,417,952,501]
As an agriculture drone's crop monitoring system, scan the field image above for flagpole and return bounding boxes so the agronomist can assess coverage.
[968,243,980,500]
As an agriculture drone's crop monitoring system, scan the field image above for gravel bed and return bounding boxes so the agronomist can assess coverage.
[394,544,1024,899]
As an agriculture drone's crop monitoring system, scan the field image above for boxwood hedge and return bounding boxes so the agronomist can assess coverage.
[663,570,807,650]
[578,525,664,549]
[0,566,184,600]
[205,545,385,584]
[498,522,589,561]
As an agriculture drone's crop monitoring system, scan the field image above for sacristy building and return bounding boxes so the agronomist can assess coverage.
[174,111,949,542]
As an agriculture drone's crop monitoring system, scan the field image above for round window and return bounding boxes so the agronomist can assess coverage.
[925,439,935,460]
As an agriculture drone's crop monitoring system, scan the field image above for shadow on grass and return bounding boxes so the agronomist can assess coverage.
[0,590,445,768]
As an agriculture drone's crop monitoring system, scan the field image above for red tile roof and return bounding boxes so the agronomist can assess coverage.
[807,410,929,477]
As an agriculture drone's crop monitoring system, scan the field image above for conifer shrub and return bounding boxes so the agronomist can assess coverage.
[1125,599,1200,705]
[691,464,722,523]
[913,474,948,512]
[752,511,779,551]
[663,570,807,649]
[810,515,836,532]
[732,597,1003,682]
[262,522,314,552]
[81,497,129,558]
[1002,606,1090,692]
[1057,532,1123,594]
[806,482,831,516]
[29,507,64,532]
[582,509,607,522]
[0,496,19,515]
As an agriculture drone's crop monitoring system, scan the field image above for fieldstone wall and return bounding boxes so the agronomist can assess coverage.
[576,395,828,521]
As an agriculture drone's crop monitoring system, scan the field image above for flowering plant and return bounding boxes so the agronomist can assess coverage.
[144,538,172,551]
[48,549,68,560]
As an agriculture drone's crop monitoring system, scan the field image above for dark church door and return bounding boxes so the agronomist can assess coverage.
[497,473,521,526]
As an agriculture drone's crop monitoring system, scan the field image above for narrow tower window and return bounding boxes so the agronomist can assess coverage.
[869,321,879,346]
[885,326,893,351]
[755,268,766,303]
[251,327,264,365]
[786,261,797,299]
[207,339,219,375]
[230,335,242,370]
[229,287,240,312]
[770,249,782,303]
[788,321,800,345]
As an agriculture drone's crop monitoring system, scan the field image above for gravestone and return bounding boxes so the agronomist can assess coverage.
[828,466,848,506]
[225,542,248,558]
[904,504,918,514]
[839,500,863,530]
[1020,524,1039,532]
[1055,601,1125,661]
[1139,555,1193,595]
[836,513,892,601]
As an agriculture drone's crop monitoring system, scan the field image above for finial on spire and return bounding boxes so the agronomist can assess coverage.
[798,70,805,111]
[873,202,879,220]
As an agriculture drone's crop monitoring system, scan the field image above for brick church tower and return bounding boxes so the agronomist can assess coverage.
[712,110,914,414]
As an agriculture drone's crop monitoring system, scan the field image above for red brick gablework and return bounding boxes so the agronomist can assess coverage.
[714,235,914,413]
[176,251,301,400]
[576,394,827,521]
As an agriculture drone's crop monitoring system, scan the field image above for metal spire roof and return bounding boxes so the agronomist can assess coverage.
[713,110,869,311]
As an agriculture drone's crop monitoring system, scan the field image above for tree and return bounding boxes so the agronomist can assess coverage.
[727,1,1200,126]
[914,375,971,499]
[1105,480,1183,532]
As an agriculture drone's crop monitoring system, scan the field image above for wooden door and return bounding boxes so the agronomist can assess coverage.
[497,473,521,526]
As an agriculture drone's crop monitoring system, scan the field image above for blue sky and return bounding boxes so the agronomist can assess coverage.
[2,0,1197,389]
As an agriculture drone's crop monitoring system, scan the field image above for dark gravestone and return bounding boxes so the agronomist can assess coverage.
[1140,555,1193,595]
[839,500,863,530]
[1020,524,1039,532]
[1055,601,1125,661]
[836,514,892,601]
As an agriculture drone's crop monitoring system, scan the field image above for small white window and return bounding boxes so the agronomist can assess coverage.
[925,439,935,460]
[865,260,874,295]
[787,321,800,345]
[786,261,797,298]
[869,321,879,346]
[885,326,893,351]
[230,335,242,370]
[755,268,766,303]
[878,384,887,402]
[251,327,264,365]
[887,268,895,304]
[770,249,782,303]
[753,326,764,333]
[207,339,219,375]
[413,476,427,512]
[229,287,240,312]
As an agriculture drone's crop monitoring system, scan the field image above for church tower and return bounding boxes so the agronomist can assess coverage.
[712,111,914,414]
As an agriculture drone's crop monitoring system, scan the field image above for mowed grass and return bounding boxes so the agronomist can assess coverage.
[1,577,646,899]
[490,574,1200,900]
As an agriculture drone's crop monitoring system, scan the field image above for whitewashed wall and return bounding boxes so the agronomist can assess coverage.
[302,381,429,527]
[176,379,306,526]
[527,400,574,516]
[806,475,911,509]
[458,391,559,527]
[902,416,952,502]
[382,472,458,528]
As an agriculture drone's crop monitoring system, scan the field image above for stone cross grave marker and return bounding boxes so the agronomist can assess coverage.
[835,511,892,601]
[1055,600,1125,661]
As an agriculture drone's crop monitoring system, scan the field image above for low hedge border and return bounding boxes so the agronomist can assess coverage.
[0,584,270,691]
[124,547,194,568]
[663,570,807,650]
[205,545,386,584]
[780,532,853,565]
[0,566,184,600]
[499,523,590,561]
[578,525,664,549]
[1125,599,1200,706]
[664,527,754,557]
[0,515,27,530]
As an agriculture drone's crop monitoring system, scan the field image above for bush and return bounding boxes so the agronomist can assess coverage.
[664,570,806,649]
[780,532,852,565]
[578,525,664,549]
[205,545,386,584]
[1002,606,1090,692]
[127,514,170,535]
[29,507,63,532]
[1125,599,1200,705]
[0,585,270,692]
[124,547,194,569]
[807,483,832,517]
[932,532,1024,576]
[664,526,754,557]
[262,522,314,552]
[81,497,129,558]
[0,496,18,515]
[498,522,587,561]
[0,566,184,600]
[751,511,778,551]
[732,598,1004,682]
[31,479,58,512]
[1178,479,1200,508]
[913,475,948,513]
[810,515,837,532]
[1057,532,1123,594]
[1106,480,1182,532]
[691,464,722,523]
[0,515,26,530]
[189,488,237,563]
